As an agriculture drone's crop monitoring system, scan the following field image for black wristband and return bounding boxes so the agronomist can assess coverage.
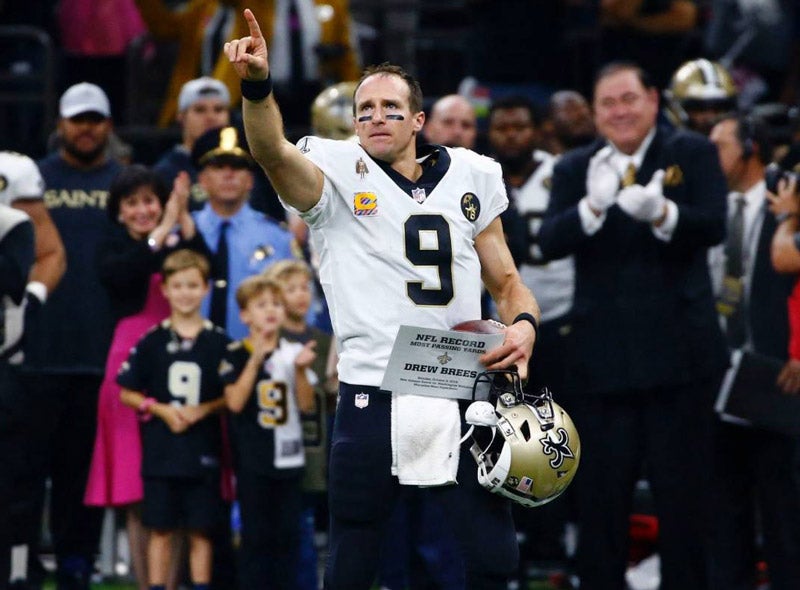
[513,312,539,335]
[241,75,273,102]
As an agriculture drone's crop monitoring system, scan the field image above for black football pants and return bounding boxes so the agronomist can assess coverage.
[324,383,518,590]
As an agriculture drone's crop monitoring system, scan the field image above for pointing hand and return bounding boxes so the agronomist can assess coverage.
[225,9,270,82]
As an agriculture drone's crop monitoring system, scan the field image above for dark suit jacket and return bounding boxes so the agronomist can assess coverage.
[749,205,795,360]
[539,127,730,395]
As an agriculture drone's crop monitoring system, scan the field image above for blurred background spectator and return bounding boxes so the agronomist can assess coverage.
[23,81,121,590]
[133,0,360,137]
[56,0,146,121]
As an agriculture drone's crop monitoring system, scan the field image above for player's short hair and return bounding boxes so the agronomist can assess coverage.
[264,259,312,286]
[162,249,211,283]
[354,63,423,115]
[235,275,283,310]
[107,164,169,223]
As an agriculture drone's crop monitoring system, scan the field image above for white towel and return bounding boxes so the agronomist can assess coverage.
[390,392,461,486]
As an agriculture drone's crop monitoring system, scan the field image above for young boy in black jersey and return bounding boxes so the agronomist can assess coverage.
[119,249,230,590]
[220,275,316,590]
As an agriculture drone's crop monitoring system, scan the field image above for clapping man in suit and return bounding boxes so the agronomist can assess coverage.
[539,62,729,590]
[707,113,800,590]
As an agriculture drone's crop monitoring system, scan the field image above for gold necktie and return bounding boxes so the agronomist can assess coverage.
[621,162,637,188]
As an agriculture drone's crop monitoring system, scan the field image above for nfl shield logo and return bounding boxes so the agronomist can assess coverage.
[411,187,427,203]
[354,392,369,409]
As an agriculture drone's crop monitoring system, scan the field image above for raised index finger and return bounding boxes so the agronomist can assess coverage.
[243,8,263,40]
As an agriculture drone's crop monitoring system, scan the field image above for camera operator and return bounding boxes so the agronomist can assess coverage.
[767,173,800,392]
[754,103,800,168]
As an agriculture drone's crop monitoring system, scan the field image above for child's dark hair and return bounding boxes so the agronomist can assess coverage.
[107,164,169,223]
[162,249,211,283]
[235,275,283,311]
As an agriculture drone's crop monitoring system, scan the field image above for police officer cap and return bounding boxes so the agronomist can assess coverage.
[192,126,254,170]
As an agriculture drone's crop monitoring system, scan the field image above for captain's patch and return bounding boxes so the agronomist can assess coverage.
[354,192,378,216]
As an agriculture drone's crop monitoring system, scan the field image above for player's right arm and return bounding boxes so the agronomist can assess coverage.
[226,9,324,212]
[12,200,65,295]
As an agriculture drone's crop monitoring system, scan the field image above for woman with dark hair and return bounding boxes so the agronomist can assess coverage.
[84,165,209,589]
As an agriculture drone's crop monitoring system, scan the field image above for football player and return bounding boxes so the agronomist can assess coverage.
[0,203,34,588]
[226,10,541,589]
[311,81,358,141]
[0,151,65,588]
[0,151,66,306]
[664,58,738,136]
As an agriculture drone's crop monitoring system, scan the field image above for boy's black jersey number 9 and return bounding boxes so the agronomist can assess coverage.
[405,214,454,306]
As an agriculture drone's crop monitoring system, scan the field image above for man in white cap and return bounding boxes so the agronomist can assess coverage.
[153,76,232,209]
[23,82,122,590]
[152,76,283,220]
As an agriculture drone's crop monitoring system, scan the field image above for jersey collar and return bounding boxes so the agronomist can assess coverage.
[368,144,451,201]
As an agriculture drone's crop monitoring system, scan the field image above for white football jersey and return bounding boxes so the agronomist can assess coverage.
[0,151,45,206]
[265,338,318,469]
[0,205,32,363]
[286,137,508,386]
[510,150,574,322]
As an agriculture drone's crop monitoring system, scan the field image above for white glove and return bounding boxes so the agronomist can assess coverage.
[617,169,667,222]
[585,146,619,213]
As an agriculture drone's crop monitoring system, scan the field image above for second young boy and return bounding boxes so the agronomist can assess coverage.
[221,275,316,590]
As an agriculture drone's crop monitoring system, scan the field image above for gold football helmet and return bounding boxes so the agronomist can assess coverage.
[465,370,581,508]
[664,59,737,132]
[311,81,358,140]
